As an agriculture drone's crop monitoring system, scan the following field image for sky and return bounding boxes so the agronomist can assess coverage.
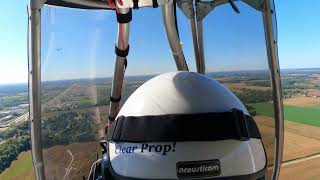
[0,0,320,84]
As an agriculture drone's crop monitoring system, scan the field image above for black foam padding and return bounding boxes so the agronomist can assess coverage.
[116,9,132,24]
[106,109,261,142]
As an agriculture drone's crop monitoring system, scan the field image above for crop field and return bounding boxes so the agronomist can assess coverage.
[280,158,320,180]
[0,141,99,180]
[255,115,320,180]
[252,102,320,127]
[43,141,99,179]
[255,116,320,160]
[283,97,320,107]
[223,82,271,91]
[0,151,35,180]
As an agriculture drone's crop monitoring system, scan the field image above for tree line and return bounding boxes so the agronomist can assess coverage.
[0,111,96,173]
[0,121,30,172]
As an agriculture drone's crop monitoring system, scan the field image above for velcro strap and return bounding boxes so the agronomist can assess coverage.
[124,58,128,69]
[116,9,132,24]
[106,109,261,142]
[133,0,139,9]
[115,45,130,57]
[152,0,158,8]
[110,96,122,103]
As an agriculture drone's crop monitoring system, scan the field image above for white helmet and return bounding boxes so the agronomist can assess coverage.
[105,71,266,179]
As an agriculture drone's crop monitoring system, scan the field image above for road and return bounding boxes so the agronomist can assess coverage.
[0,112,29,131]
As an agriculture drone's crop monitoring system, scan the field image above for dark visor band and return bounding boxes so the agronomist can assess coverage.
[106,109,261,142]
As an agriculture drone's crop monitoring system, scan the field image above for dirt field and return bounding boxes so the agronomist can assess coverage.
[223,82,271,90]
[255,116,275,168]
[283,96,320,107]
[280,158,320,180]
[255,116,320,161]
[43,141,99,180]
[255,115,320,179]
[304,89,320,97]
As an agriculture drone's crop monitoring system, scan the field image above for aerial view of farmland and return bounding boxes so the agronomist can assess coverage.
[1,68,320,179]
[217,69,320,179]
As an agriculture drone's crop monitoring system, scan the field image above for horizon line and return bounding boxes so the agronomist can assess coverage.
[1,67,320,86]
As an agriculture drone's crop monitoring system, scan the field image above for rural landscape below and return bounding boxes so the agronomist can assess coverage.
[1,68,320,179]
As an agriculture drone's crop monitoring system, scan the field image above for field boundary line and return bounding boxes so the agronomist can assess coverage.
[281,152,320,167]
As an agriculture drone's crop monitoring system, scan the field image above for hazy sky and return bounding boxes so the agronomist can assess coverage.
[0,0,319,84]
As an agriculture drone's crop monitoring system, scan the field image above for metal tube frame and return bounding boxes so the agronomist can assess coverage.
[108,8,131,125]
[29,0,45,179]
[162,3,189,71]
[60,0,113,8]
[196,19,205,74]
[190,18,201,73]
[262,0,284,179]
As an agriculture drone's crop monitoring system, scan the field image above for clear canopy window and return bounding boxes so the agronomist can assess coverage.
[37,1,279,179]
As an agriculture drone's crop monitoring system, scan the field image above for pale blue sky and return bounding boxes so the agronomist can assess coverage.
[0,0,319,84]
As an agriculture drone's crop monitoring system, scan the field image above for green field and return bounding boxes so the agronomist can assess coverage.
[252,102,320,127]
[0,151,34,180]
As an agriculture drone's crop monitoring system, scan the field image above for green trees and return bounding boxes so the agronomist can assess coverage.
[233,89,273,104]
[0,121,31,172]
[41,111,96,148]
[0,136,30,172]
[0,111,96,173]
[232,89,273,116]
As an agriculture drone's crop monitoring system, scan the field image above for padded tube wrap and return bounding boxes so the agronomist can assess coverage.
[106,109,261,142]
[116,9,132,23]
[115,45,130,57]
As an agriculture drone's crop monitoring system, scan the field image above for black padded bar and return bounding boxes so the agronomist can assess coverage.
[110,96,122,103]
[106,109,261,142]
[116,9,132,23]
[152,0,159,8]
[133,0,139,9]
[45,0,112,10]
[115,45,130,57]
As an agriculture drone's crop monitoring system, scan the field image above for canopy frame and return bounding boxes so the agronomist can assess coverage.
[28,0,284,179]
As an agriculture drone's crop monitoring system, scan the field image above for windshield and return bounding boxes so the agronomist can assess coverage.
[40,2,275,179]
[41,6,115,179]
[40,5,181,179]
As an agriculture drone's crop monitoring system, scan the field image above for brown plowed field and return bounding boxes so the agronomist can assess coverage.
[43,141,100,180]
[283,96,320,107]
[256,116,320,161]
[280,158,320,180]
[223,83,271,90]
[255,115,320,179]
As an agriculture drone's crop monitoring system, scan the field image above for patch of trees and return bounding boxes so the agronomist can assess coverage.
[282,89,304,98]
[0,121,31,172]
[233,89,273,104]
[0,136,30,172]
[0,111,96,173]
[246,81,271,87]
[42,111,96,148]
[281,78,315,90]
[232,89,273,116]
